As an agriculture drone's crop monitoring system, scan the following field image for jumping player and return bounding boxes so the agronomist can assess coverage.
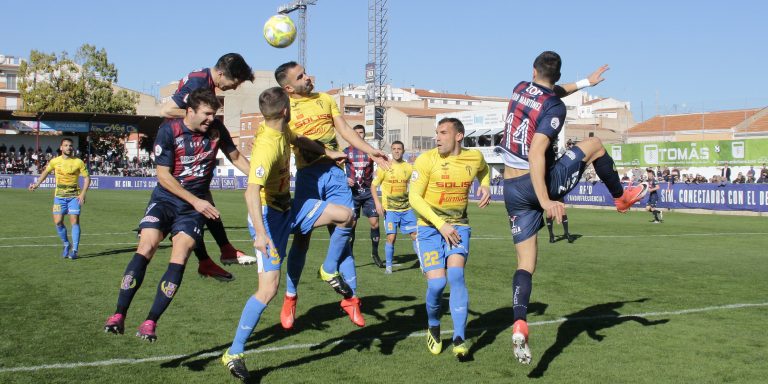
[371,140,418,274]
[220,87,352,380]
[410,118,491,359]
[28,138,91,259]
[103,88,252,341]
[344,124,382,267]
[275,61,391,329]
[495,51,647,364]
[159,53,257,282]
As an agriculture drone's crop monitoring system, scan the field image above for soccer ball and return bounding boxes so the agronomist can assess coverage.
[263,14,297,48]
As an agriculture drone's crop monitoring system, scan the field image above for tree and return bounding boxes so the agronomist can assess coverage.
[18,44,138,114]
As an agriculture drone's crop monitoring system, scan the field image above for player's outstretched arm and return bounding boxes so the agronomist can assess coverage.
[156,165,220,219]
[554,64,609,98]
[78,175,91,205]
[371,171,384,217]
[292,135,347,161]
[476,161,492,208]
[224,147,251,176]
[333,115,391,170]
[245,183,274,256]
[529,133,565,223]
[159,100,185,118]
[28,168,53,191]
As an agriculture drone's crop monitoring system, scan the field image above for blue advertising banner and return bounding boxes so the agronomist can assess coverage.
[4,176,768,212]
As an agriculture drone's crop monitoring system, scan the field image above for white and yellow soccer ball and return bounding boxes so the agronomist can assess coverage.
[263,14,297,48]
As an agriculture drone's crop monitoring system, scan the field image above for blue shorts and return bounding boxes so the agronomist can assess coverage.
[138,198,205,245]
[53,197,81,215]
[415,225,471,273]
[353,190,378,218]
[647,193,659,208]
[247,206,291,273]
[291,198,328,235]
[385,210,417,235]
[293,162,353,210]
[503,147,586,244]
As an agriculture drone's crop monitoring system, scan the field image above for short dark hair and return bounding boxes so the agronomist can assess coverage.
[391,140,404,149]
[353,125,365,132]
[437,117,465,134]
[61,138,73,145]
[187,88,221,111]
[275,61,300,87]
[259,87,290,120]
[533,51,562,83]
[215,53,254,83]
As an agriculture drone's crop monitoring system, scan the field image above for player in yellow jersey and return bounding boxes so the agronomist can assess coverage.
[372,140,418,274]
[29,138,91,259]
[220,87,350,380]
[274,61,391,329]
[409,118,491,359]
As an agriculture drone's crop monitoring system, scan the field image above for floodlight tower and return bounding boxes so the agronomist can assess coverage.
[367,0,388,144]
[278,0,317,68]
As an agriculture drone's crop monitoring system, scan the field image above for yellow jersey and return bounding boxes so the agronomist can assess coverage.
[248,123,294,212]
[409,148,490,228]
[372,160,413,212]
[288,92,341,169]
[45,156,89,198]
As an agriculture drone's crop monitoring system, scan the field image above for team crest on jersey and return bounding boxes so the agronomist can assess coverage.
[174,137,185,148]
[255,165,265,178]
[551,117,560,129]
[154,144,162,157]
[160,281,178,298]
[441,162,449,171]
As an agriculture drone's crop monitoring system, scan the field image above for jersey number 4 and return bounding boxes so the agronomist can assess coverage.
[511,118,530,156]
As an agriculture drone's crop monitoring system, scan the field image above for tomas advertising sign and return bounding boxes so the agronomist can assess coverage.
[607,139,768,167]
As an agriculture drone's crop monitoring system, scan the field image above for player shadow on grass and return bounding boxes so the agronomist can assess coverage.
[161,295,415,374]
[552,234,583,243]
[528,298,669,379]
[251,296,428,381]
[463,302,549,362]
[80,244,171,258]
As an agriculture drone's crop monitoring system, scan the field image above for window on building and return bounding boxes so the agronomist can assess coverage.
[241,122,245,130]
[387,129,401,144]
[247,122,252,130]
[442,100,447,104]
[5,74,17,90]
[412,136,435,151]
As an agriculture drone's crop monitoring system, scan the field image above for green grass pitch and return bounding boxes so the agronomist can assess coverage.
[1,189,767,383]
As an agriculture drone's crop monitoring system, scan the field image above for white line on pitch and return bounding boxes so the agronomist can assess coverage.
[2,232,767,248]
[1,301,766,374]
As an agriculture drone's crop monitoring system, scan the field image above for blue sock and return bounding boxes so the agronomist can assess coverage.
[56,224,69,245]
[147,263,185,322]
[322,227,352,274]
[285,241,307,296]
[116,253,149,315]
[385,242,394,267]
[71,224,81,251]
[512,269,533,322]
[338,248,357,295]
[230,296,267,354]
[448,267,468,340]
[426,277,446,327]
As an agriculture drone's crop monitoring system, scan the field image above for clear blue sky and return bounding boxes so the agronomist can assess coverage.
[6,0,767,120]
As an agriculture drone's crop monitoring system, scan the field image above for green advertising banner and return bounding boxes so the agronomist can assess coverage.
[606,139,768,167]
